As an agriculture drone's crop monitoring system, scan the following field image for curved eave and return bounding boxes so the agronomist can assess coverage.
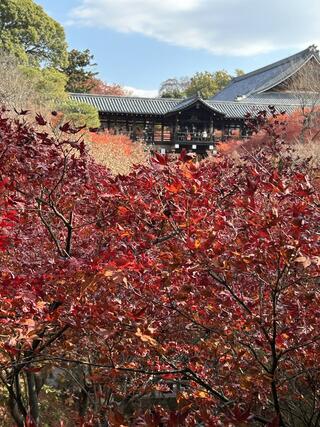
[165,97,226,117]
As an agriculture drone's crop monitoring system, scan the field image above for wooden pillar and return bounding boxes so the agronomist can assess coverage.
[242,126,247,139]
[210,117,214,134]
[142,118,146,142]
[226,125,230,140]
[221,122,225,141]
[131,117,136,141]
[161,123,164,144]
[152,121,155,144]
[172,118,177,144]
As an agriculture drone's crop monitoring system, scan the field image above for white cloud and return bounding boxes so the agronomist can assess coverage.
[70,0,320,56]
[124,86,158,97]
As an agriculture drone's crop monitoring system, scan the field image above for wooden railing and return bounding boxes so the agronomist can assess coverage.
[147,131,217,144]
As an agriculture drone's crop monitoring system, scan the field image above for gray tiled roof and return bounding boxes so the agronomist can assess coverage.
[70,93,178,115]
[212,45,320,102]
[207,101,298,118]
[244,92,304,104]
[70,93,300,119]
[243,92,318,105]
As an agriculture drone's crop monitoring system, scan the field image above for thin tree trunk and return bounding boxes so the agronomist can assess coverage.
[26,371,40,425]
[7,374,27,427]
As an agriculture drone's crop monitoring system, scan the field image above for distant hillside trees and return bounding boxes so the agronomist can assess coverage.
[160,69,245,99]
[159,77,190,98]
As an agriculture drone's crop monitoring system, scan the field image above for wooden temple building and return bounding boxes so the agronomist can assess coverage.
[71,45,320,154]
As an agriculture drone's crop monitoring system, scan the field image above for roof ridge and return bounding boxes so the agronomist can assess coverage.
[207,99,303,106]
[232,45,318,83]
[69,93,304,107]
[69,92,180,102]
[174,93,200,105]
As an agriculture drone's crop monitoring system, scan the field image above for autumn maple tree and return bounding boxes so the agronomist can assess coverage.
[0,106,320,426]
[88,77,129,96]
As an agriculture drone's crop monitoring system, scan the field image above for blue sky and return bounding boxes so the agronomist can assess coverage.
[36,0,320,96]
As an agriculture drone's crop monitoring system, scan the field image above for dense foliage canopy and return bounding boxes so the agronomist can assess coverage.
[0,1,102,123]
[19,66,68,106]
[0,0,68,68]
[0,107,319,426]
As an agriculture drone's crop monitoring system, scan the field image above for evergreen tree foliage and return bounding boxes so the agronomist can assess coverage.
[0,0,68,68]
[62,49,98,93]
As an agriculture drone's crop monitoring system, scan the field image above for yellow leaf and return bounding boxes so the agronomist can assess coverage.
[195,239,201,249]
[135,328,165,353]
[103,270,114,277]
[135,328,157,346]
[36,301,46,310]
[296,256,312,268]
[195,390,209,399]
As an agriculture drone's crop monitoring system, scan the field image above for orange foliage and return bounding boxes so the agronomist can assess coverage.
[87,130,147,175]
[89,131,134,156]
[88,78,129,96]
[218,108,320,157]
[217,139,242,155]
[246,109,320,150]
